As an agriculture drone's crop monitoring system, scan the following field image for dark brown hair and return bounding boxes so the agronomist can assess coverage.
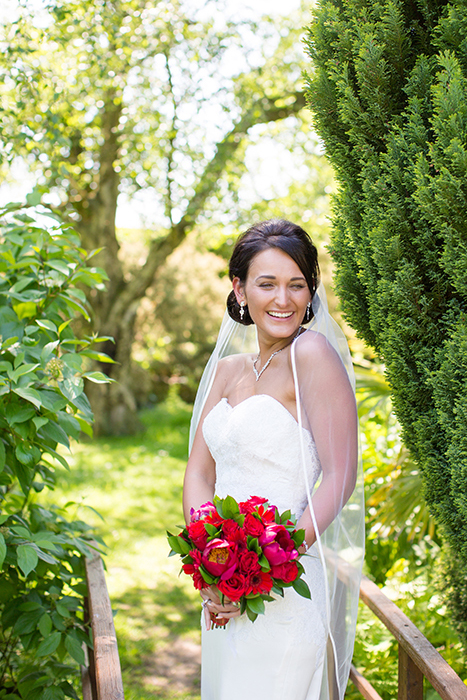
[227,219,320,325]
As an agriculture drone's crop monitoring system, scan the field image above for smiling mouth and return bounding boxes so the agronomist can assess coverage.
[268,311,294,318]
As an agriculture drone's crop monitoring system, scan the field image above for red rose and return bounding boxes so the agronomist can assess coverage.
[187,520,209,550]
[222,518,246,544]
[201,538,238,580]
[217,572,249,602]
[243,513,265,538]
[239,496,269,514]
[270,560,299,584]
[248,570,273,595]
[238,550,261,575]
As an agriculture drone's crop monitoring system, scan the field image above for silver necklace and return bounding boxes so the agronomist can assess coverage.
[253,328,302,382]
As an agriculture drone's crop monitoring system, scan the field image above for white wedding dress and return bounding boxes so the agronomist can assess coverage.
[201,394,327,700]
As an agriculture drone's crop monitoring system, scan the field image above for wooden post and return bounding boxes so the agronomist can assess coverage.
[85,550,124,700]
[398,645,423,700]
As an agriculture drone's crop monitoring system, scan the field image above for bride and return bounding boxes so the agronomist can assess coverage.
[183,220,364,700]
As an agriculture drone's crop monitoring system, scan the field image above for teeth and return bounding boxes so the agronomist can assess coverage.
[269,311,293,318]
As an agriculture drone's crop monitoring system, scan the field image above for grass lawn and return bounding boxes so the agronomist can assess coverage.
[46,391,201,700]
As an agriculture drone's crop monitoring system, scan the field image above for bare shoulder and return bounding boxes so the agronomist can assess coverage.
[294,330,346,374]
[217,353,253,373]
[214,353,253,390]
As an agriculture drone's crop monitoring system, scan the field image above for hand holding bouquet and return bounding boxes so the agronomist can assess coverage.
[167,495,311,625]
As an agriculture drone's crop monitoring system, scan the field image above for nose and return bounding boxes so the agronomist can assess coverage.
[275,285,289,307]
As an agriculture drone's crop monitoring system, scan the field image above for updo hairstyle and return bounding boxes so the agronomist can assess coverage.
[227,219,320,326]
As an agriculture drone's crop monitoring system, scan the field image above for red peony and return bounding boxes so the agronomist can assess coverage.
[259,524,298,565]
[201,538,238,580]
[270,560,299,583]
[187,520,209,550]
[243,513,265,538]
[217,572,249,602]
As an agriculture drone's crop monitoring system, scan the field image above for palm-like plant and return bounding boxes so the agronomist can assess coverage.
[356,364,436,545]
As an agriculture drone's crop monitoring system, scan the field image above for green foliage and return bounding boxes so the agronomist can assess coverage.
[305,0,467,647]
[0,200,110,696]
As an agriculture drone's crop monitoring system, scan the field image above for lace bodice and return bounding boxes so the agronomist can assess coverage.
[203,394,322,519]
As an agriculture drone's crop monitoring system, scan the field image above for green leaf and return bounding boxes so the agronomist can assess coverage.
[38,612,53,637]
[17,544,39,577]
[80,349,116,363]
[36,319,58,333]
[205,523,219,537]
[13,301,37,320]
[15,442,41,466]
[82,371,113,384]
[0,533,6,569]
[46,259,71,276]
[65,633,85,665]
[167,533,191,555]
[12,387,42,409]
[8,363,40,382]
[246,596,265,615]
[36,630,61,656]
[222,494,240,519]
[42,686,65,700]
[246,607,258,622]
[7,406,36,426]
[41,340,60,363]
[292,577,311,599]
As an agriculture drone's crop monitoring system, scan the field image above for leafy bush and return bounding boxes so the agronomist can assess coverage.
[0,198,111,699]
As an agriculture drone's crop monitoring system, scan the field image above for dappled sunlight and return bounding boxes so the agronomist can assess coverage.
[46,396,201,699]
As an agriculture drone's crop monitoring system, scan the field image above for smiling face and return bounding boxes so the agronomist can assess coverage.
[233,247,312,341]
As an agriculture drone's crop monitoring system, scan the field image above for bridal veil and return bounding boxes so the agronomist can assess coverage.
[189,282,365,700]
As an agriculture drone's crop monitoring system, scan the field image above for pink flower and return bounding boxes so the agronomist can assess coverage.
[259,524,298,566]
[191,502,217,522]
[201,538,238,580]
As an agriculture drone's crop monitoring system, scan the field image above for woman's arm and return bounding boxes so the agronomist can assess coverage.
[294,333,358,547]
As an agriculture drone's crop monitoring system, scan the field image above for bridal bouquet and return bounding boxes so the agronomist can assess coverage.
[167,495,311,623]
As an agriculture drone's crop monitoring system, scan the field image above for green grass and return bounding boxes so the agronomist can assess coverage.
[46,391,201,700]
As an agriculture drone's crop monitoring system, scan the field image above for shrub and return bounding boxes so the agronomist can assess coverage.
[305,0,467,646]
[0,197,111,699]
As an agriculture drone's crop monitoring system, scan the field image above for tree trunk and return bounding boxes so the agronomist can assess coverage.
[77,92,306,434]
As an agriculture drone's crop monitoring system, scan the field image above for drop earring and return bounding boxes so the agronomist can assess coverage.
[240,301,245,320]
[306,302,311,322]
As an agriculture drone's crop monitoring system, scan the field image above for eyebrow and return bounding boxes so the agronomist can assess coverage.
[255,275,306,281]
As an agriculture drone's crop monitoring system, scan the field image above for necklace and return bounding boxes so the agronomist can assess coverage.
[253,328,303,382]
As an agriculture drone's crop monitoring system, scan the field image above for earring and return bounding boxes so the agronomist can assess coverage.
[306,302,311,322]
[240,301,245,321]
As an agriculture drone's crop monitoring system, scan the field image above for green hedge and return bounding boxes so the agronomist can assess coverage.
[305,0,467,645]
[0,197,111,699]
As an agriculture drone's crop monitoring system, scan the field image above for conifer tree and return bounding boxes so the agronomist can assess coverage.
[305,0,467,644]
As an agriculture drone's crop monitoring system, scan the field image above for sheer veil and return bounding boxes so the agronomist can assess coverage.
[189,282,364,700]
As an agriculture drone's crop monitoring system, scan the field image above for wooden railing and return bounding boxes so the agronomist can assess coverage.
[81,548,124,700]
[348,573,467,700]
[79,547,467,700]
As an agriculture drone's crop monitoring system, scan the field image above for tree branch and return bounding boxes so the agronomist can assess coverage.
[105,90,306,326]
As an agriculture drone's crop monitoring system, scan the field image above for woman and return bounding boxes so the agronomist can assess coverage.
[183,220,364,700]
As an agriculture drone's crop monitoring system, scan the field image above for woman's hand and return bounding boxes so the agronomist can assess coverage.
[200,585,241,630]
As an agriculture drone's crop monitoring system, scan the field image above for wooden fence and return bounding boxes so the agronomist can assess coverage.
[80,550,467,700]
